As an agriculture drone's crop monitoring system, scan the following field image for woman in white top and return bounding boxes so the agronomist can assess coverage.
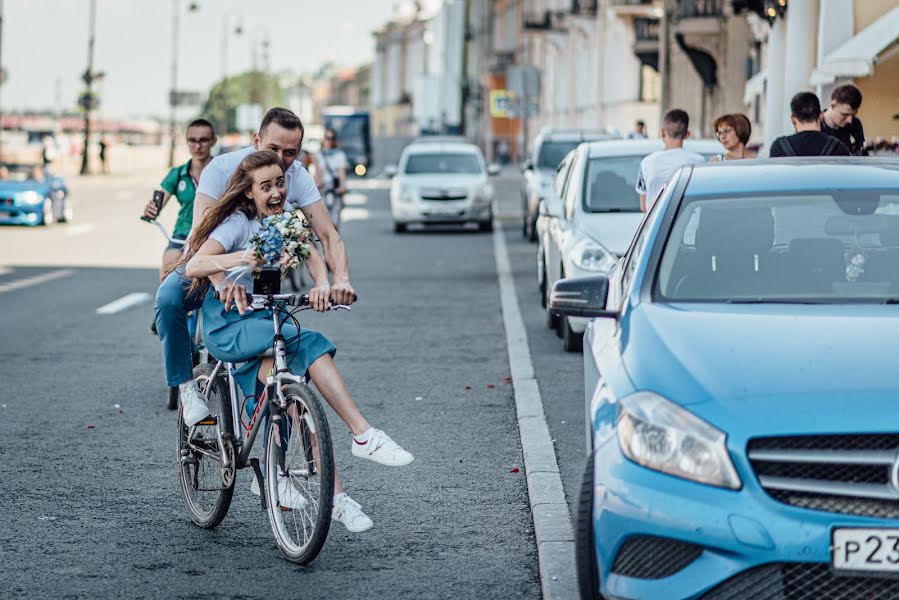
[710,113,756,162]
[181,150,413,532]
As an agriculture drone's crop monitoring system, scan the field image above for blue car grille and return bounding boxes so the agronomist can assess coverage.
[701,563,899,599]
[611,535,702,579]
[748,435,899,519]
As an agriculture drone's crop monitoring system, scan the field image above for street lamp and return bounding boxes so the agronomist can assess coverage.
[80,0,97,175]
[168,0,200,168]
[220,10,244,134]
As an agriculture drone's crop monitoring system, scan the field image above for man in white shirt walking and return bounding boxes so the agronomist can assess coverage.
[636,109,705,212]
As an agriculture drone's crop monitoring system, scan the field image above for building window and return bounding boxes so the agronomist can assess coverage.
[640,65,660,102]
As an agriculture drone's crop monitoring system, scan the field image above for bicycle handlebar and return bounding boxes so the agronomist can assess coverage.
[213,289,357,309]
[141,217,186,246]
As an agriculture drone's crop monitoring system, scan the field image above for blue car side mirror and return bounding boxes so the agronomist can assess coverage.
[549,275,617,319]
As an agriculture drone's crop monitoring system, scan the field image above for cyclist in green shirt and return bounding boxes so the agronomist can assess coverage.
[144,118,217,281]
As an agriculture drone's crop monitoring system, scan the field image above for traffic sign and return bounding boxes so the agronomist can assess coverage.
[490,90,514,118]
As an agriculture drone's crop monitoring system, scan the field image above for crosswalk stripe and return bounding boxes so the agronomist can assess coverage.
[96,292,152,315]
[0,269,75,295]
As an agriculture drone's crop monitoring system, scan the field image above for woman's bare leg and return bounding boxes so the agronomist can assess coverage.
[306,354,371,436]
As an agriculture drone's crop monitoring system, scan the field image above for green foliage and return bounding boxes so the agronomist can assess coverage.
[200,70,285,133]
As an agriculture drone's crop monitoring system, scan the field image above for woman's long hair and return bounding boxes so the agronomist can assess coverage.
[169,149,283,297]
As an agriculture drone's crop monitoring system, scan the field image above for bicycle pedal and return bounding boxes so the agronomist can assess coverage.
[196,416,218,426]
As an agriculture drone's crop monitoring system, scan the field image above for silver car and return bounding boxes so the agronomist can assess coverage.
[389,140,499,233]
[537,139,723,351]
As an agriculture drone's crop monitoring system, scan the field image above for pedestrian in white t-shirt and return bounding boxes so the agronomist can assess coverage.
[635,109,705,212]
[319,128,349,229]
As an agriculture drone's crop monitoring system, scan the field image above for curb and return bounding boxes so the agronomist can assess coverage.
[493,219,577,599]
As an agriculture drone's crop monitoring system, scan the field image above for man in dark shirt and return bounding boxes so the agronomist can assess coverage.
[821,84,867,155]
[769,92,850,157]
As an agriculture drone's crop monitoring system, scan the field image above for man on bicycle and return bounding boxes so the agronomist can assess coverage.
[144,118,217,281]
[319,128,348,228]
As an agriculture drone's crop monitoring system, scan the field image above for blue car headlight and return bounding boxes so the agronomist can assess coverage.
[571,238,617,272]
[617,391,741,490]
[19,191,44,206]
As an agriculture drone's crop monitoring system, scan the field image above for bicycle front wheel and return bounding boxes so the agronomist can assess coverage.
[177,363,235,528]
[264,383,334,564]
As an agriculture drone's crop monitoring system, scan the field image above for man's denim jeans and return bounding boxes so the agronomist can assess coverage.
[154,268,203,386]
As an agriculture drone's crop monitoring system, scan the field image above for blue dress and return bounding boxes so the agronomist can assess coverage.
[202,290,336,399]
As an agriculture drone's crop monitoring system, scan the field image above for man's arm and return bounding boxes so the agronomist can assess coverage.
[192,192,216,231]
[300,200,355,304]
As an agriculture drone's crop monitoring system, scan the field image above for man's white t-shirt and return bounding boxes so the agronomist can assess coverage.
[635,148,705,210]
[197,145,321,210]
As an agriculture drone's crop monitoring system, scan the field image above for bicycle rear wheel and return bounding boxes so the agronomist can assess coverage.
[264,383,334,564]
[177,363,235,528]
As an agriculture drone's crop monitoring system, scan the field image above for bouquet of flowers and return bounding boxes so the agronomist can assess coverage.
[249,211,314,274]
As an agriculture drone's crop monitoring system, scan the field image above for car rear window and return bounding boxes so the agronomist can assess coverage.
[537,142,580,169]
[656,190,899,303]
[583,156,643,212]
[404,153,482,175]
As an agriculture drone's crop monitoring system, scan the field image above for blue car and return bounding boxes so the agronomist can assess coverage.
[0,163,70,226]
[550,158,899,599]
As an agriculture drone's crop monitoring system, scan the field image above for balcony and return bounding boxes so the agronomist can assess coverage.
[610,0,654,5]
[676,0,724,18]
[609,0,658,17]
[571,0,598,16]
[633,17,660,70]
[522,10,568,32]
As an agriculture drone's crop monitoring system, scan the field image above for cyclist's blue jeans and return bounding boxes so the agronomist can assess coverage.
[154,268,202,387]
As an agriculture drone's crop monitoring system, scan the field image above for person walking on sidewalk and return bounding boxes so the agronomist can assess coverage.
[635,109,705,212]
[822,84,868,156]
[769,92,850,158]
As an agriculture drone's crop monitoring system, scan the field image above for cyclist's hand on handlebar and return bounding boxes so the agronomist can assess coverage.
[331,279,356,306]
[219,280,250,315]
[143,200,160,220]
[308,282,331,312]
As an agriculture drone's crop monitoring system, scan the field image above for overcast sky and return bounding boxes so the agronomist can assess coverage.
[2,0,400,119]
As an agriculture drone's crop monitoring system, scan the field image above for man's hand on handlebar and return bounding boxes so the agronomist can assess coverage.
[308,282,331,312]
[330,278,355,306]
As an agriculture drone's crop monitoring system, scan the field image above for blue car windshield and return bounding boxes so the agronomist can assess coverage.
[655,190,899,302]
[404,153,482,175]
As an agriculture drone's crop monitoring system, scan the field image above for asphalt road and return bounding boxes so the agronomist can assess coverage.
[0,168,587,598]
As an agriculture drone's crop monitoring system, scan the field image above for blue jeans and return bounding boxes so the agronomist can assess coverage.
[154,268,203,386]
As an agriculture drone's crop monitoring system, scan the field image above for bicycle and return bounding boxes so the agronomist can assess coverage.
[141,216,209,409]
[178,291,350,564]
[323,187,344,231]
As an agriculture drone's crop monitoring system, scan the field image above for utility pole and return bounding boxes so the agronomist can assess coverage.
[168,0,180,167]
[80,0,97,175]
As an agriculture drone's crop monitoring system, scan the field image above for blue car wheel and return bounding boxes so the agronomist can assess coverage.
[576,453,602,600]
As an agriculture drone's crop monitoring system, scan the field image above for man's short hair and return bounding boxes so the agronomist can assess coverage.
[790,92,822,123]
[831,84,862,110]
[712,113,752,145]
[636,119,646,128]
[259,107,305,142]
[662,109,690,139]
[186,118,215,135]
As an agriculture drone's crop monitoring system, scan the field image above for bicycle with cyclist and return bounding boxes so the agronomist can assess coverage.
[319,127,348,230]
[176,148,413,536]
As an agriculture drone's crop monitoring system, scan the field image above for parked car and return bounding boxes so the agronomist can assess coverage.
[549,158,899,599]
[388,140,499,233]
[537,139,722,351]
[0,163,70,226]
[521,128,618,242]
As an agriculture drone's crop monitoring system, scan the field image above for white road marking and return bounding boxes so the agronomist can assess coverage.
[65,224,96,237]
[0,266,13,276]
[493,219,576,599]
[342,207,370,223]
[0,269,75,295]
[96,292,151,315]
[115,190,134,200]
[344,192,368,206]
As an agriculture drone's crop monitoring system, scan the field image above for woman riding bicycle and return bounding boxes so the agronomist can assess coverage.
[178,150,413,533]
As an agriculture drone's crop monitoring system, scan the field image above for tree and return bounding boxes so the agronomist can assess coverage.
[200,70,285,134]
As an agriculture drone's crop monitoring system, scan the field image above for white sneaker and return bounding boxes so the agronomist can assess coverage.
[352,429,414,467]
[180,380,210,427]
[250,472,308,510]
[332,494,373,533]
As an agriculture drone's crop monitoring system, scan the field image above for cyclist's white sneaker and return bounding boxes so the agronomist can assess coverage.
[332,494,373,533]
[351,428,414,466]
[180,380,210,427]
[250,472,308,510]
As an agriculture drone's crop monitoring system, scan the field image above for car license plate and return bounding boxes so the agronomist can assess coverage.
[832,528,899,572]
[426,202,463,216]
[0,211,10,218]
